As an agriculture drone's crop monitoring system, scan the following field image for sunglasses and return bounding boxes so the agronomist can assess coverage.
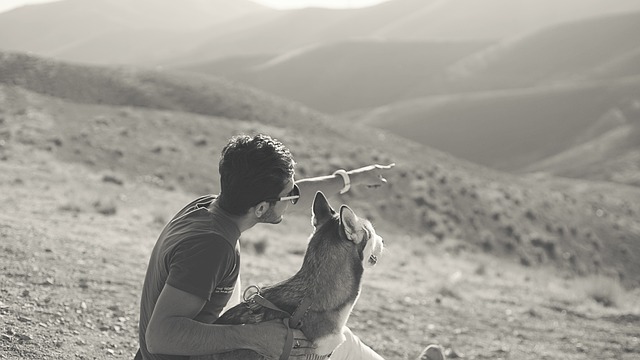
[264,184,300,205]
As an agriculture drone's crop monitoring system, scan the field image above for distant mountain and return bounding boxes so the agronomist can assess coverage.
[586,47,640,81]
[349,10,640,183]
[177,39,490,113]
[4,0,640,66]
[176,9,640,114]
[2,51,640,287]
[524,101,640,186]
[356,78,640,176]
[440,11,640,93]
[177,0,640,63]
[0,0,275,65]
[370,0,640,40]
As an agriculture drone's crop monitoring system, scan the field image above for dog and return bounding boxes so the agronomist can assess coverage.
[191,191,384,359]
[191,192,446,360]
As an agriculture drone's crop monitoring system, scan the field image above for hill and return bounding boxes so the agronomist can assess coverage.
[523,101,640,185]
[370,0,640,41]
[0,0,275,65]
[441,11,640,93]
[1,51,640,359]
[586,47,640,81]
[2,96,639,360]
[178,0,640,63]
[4,0,640,67]
[345,10,640,189]
[177,10,640,114]
[0,51,324,129]
[1,51,640,291]
[356,78,640,172]
[177,39,490,113]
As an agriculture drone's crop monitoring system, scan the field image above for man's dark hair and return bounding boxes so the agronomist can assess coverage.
[217,134,295,215]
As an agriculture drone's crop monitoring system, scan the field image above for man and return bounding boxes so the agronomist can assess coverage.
[136,134,394,360]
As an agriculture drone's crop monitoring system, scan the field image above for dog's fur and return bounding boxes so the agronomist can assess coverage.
[192,192,384,360]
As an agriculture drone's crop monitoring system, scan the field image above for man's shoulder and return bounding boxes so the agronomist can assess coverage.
[183,194,217,211]
[169,194,217,223]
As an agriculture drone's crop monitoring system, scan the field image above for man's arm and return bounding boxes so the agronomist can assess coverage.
[293,163,395,211]
[146,284,313,357]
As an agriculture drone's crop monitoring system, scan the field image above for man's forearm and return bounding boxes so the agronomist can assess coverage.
[146,316,265,356]
[293,164,393,211]
[294,174,345,210]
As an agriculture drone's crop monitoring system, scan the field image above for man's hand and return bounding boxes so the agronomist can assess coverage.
[348,163,395,188]
[250,320,316,359]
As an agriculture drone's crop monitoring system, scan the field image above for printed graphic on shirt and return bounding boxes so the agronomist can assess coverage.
[214,285,235,295]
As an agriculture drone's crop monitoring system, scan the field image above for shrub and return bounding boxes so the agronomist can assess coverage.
[524,209,537,221]
[102,174,124,186]
[241,234,269,255]
[474,263,487,276]
[530,234,556,259]
[93,199,117,216]
[437,283,462,300]
[58,203,82,213]
[580,275,625,308]
[151,212,167,226]
[252,238,268,255]
[480,230,495,252]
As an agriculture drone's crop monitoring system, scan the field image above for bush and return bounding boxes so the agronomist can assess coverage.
[580,275,625,307]
[252,238,268,255]
[241,234,269,255]
[93,199,117,216]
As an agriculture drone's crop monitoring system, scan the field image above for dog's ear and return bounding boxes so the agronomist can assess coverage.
[312,191,334,227]
[340,205,362,243]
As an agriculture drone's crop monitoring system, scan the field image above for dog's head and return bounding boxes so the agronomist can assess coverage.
[311,192,384,268]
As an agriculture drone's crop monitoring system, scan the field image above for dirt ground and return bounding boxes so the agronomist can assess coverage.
[1,145,640,360]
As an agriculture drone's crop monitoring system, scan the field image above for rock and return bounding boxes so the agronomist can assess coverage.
[418,345,446,360]
[445,348,463,358]
[17,334,32,341]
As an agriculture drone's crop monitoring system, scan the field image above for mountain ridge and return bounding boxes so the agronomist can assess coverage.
[356,77,640,174]
[3,0,640,66]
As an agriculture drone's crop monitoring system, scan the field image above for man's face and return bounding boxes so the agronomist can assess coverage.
[259,177,295,225]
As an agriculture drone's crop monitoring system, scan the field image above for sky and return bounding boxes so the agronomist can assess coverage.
[0,0,390,13]
[0,0,58,13]
[251,0,388,9]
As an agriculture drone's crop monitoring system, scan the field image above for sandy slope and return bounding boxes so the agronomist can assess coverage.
[1,53,640,359]
[1,129,639,360]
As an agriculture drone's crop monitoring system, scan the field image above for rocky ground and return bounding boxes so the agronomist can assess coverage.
[1,143,639,360]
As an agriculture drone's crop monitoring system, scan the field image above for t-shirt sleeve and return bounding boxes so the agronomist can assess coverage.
[166,236,235,300]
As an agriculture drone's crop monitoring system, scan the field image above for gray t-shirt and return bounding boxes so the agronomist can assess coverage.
[136,195,241,360]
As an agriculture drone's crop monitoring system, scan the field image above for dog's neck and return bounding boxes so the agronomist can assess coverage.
[290,222,364,311]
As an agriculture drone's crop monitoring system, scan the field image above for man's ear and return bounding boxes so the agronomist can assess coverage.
[312,192,334,227]
[254,201,270,218]
[340,205,361,243]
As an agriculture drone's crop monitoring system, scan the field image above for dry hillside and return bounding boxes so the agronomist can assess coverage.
[2,97,639,360]
[1,52,639,290]
[0,53,639,360]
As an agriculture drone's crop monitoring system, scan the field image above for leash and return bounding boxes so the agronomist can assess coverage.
[243,285,313,360]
